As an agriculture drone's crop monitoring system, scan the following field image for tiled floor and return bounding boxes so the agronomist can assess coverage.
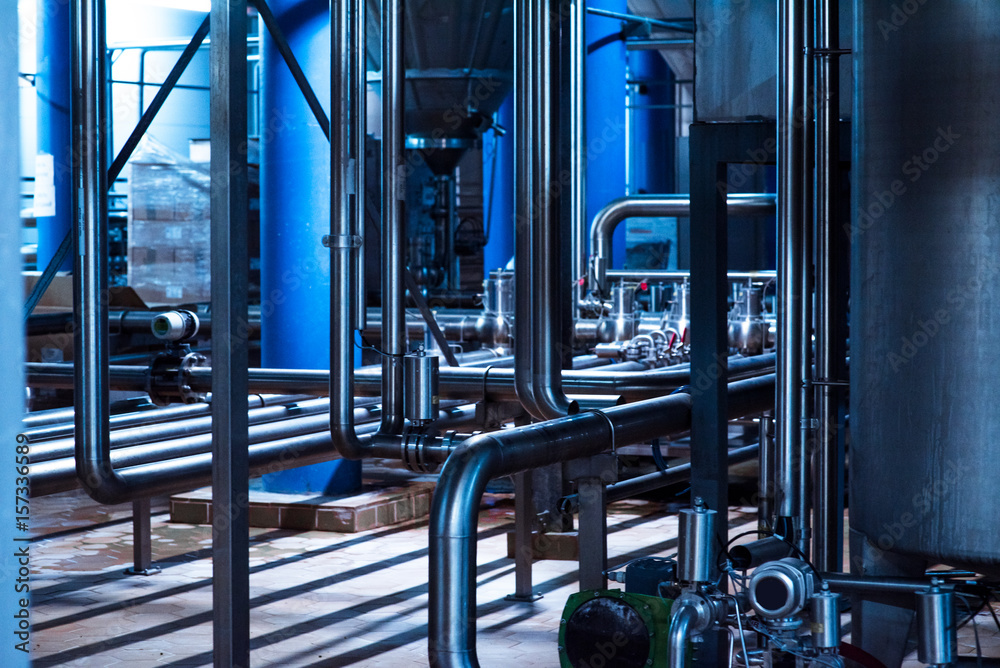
[29,487,1000,667]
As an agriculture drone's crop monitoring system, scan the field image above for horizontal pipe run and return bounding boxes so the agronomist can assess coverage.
[26,353,776,403]
[30,404,479,498]
[26,310,262,337]
[589,194,777,297]
[26,398,351,463]
[428,374,775,668]
[21,395,325,446]
[559,443,759,513]
[822,574,951,595]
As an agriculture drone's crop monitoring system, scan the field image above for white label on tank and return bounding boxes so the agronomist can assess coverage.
[34,153,57,218]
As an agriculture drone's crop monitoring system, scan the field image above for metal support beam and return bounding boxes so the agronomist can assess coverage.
[125,498,160,576]
[209,0,250,664]
[566,454,616,592]
[506,471,542,602]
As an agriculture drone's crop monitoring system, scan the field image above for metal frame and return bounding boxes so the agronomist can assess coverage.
[209,0,250,663]
[688,121,777,569]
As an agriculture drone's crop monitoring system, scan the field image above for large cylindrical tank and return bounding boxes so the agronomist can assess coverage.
[851,0,1000,573]
[259,0,360,494]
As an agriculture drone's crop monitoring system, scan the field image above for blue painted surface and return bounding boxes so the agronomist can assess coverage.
[629,49,675,195]
[36,0,72,271]
[259,0,360,494]
[585,0,629,271]
[482,94,514,276]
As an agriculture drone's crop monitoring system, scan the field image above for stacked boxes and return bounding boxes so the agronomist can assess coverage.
[128,148,211,305]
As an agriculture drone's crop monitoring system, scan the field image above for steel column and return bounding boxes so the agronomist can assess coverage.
[125,498,159,576]
[811,0,844,573]
[209,0,250,664]
[506,471,542,602]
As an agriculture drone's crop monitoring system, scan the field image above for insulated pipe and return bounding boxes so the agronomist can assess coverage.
[513,0,577,420]
[27,353,777,401]
[588,194,778,297]
[427,374,775,668]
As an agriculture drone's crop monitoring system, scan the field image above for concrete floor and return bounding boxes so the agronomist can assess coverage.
[28,485,1000,667]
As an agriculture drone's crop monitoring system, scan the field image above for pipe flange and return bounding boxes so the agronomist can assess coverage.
[146,351,207,406]
[673,591,719,634]
[400,429,441,474]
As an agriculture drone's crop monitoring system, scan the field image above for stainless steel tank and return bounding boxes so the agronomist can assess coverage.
[851,0,1000,574]
[368,0,514,174]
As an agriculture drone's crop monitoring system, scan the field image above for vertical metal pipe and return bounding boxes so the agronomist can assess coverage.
[758,414,775,528]
[812,0,842,573]
[209,0,250,663]
[351,0,367,329]
[381,0,406,433]
[570,0,587,312]
[514,0,576,420]
[329,0,372,459]
[776,0,806,544]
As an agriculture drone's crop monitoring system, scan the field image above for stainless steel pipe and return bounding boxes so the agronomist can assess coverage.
[28,353,775,403]
[588,194,778,298]
[427,374,775,667]
[776,0,809,548]
[513,0,576,420]
[812,0,843,573]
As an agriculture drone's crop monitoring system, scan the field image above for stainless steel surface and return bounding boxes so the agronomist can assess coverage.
[757,414,775,527]
[812,0,844,574]
[27,398,336,464]
[852,0,1000,574]
[747,558,816,619]
[151,310,200,341]
[513,0,575,420]
[916,583,956,666]
[811,585,841,650]
[395,0,513,171]
[693,0,851,121]
[588,194,777,298]
[667,601,696,668]
[210,0,251,662]
[776,0,807,546]
[381,0,406,433]
[677,499,715,583]
[427,374,774,668]
[570,0,586,312]
[351,0,367,329]
[27,352,777,402]
[404,351,439,425]
[330,0,375,460]
[72,0,137,504]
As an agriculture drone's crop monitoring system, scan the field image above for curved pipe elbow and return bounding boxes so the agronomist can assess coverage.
[530,383,579,421]
[329,422,372,460]
[75,456,137,505]
[668,603,697,668]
